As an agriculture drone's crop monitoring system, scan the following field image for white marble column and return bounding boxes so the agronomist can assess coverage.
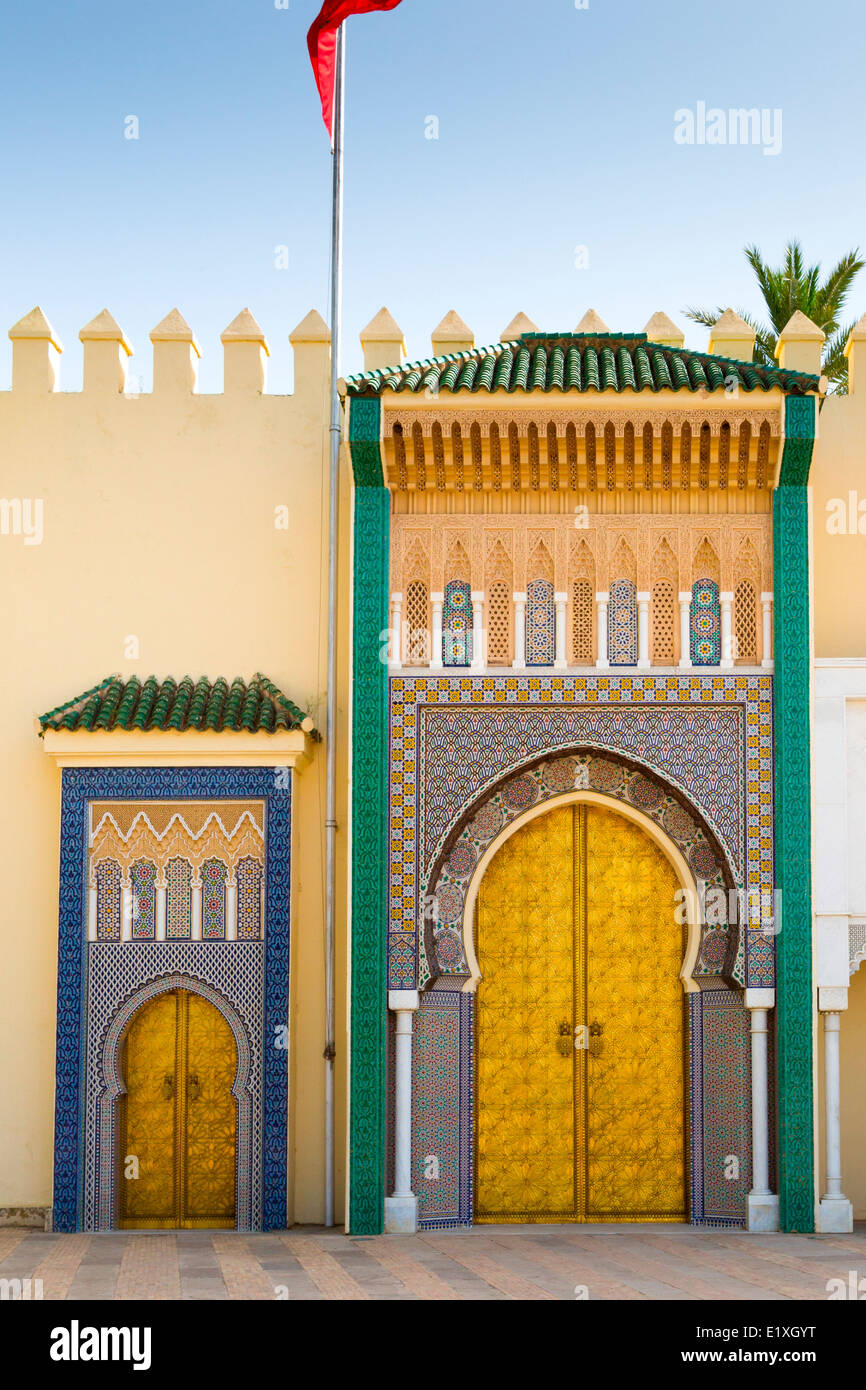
[191,874,202,940]
[471,590,484,671]
[430,592,444,670]
[226,875,238,941]
[121,875,134,943]
[761,591,774,668]
[595,591,609,669]
[637,590,651,669]
[554,591,568,669]
[746,989,779,1231]
[390,591,403,670]
[512,592,526,669]
[678,590,692,669]
[818,987,854,1231]
[385,989,420,1234]
[88,879,98,942]
[720,590,734,668]
[155,878,167,941]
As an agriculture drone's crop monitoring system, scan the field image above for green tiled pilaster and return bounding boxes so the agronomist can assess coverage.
[348,394,388,1234]
[773,392,816,1232]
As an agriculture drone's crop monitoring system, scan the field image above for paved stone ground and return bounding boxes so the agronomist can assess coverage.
[1,1225,864,1300]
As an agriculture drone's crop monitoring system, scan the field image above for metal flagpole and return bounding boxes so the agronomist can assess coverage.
[323,20,346,1231]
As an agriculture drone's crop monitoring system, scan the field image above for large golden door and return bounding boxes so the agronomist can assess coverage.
[119,990,237,1229]
[475,803,687,1222]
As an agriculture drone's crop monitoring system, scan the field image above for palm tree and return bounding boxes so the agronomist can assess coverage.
[685,241,864,391]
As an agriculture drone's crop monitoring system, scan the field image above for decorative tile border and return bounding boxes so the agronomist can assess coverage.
[52,767,291,1233]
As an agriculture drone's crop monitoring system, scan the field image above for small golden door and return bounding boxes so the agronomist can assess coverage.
[118,989,237,1229]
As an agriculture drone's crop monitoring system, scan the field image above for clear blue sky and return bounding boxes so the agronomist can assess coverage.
[1,0,863,392]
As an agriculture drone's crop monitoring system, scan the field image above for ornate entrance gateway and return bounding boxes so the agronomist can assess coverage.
[119,989,238,1229]
[475,802,687,1222]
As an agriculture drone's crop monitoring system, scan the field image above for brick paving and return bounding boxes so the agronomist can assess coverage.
[1,1225,863,1301]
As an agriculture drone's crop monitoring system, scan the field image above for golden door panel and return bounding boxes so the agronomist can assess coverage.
[476,807,575,1219]
[119,989,237,1229]
[185,993,237,1226]
[475,801,687,1223]
[119,992,178,1227]
[585,806,687,1220]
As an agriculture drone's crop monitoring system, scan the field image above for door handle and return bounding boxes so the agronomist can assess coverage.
[162,1075,174,1100]
[557,1019,572,1056]
[589,1021,604,1058]
[189,1073,201,1101]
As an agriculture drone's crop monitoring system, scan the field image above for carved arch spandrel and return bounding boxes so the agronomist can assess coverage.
[609,535,637,587]
[692,535,721,589]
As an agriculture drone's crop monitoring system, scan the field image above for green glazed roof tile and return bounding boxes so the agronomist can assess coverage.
[38,672,315,736]
[345,330,820,398]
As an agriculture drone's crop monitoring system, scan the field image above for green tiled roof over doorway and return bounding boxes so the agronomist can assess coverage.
[38,672,315,735]
[345,332,819,398]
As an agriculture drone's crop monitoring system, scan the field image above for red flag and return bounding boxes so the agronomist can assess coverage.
[308,0,404,137]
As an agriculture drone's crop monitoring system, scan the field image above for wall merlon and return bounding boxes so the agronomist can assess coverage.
[290,309,331,401]
[708,308,755,363]
[432,310,473,357]
[775,310,824,376]
[80,309,133,395]
[360,307,404,373]
[575,309,610,334]
[644,311,685,348]
[844,312,866,396]
[9,306,63,392]
[150,308,201,394]
[501,311,538,341]
[221,308,270,395]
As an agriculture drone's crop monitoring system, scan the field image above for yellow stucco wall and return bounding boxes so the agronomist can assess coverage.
[0,317,349,1224]
[811,377,866,658]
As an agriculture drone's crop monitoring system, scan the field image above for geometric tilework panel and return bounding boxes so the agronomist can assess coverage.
[53,766,291,1234]
[237,858,264,941]
[411,992,473,1228]
[129,861,156,940]
[202,858,227,940]
[167,858,192,940]
[442,581,472,667]
[387,673,775,991]
[691,580,721,667]
[691,989,751,1225]
[525,581,555,666]
[85,942,264,1231]
[95,860,122,941]
[609,578,638,666]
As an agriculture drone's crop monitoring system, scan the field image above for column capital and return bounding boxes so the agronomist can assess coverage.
[818,986,848,1012]
[720,591,734,603]
[513,591,527,603]
[760,591,774,603]
[430,591,444,605]
[388,989,420,1012]
[636,591,651,603]
[554,591,568,604]
[470,590,484,602]
[390,590,403,603]
[595,590,610,603]
[678,590,692,604]
[745,987,775,1010]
